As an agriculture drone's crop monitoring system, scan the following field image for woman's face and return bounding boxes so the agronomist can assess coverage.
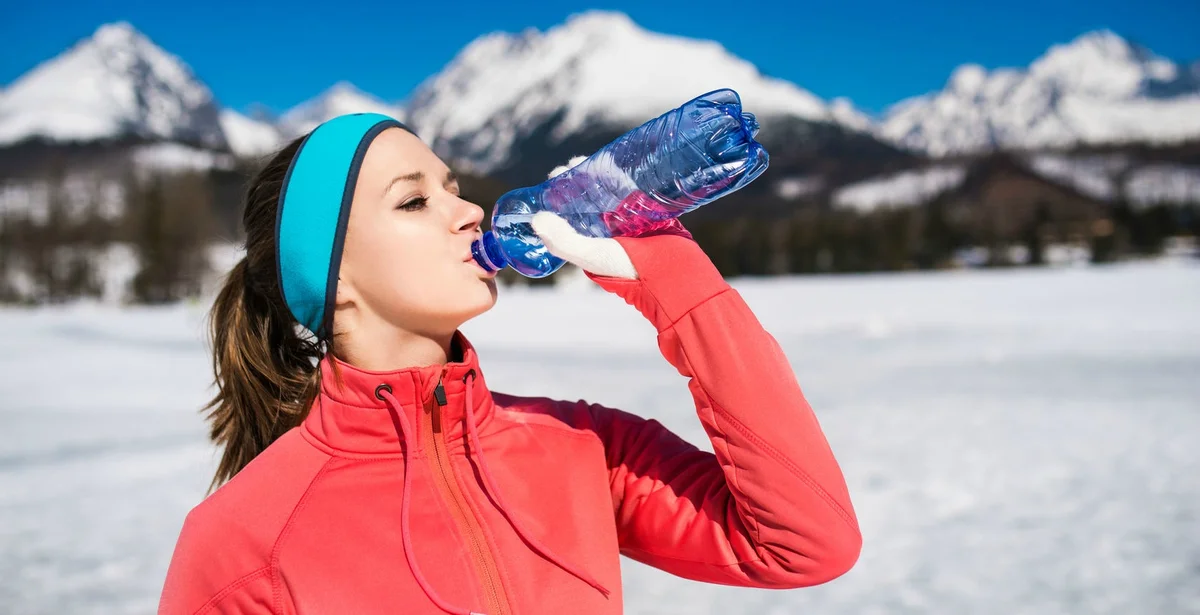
[334,127,498,340]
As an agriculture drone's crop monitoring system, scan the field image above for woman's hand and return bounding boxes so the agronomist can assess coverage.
[530,157,691,280]
[530,212,639,279]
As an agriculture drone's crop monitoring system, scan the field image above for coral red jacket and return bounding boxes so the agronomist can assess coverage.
[158,232,861,615]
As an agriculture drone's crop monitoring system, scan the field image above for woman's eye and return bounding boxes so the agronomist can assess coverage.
[397,196,428,212]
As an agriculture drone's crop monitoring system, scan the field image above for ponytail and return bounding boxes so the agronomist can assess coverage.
[201,136,325,491]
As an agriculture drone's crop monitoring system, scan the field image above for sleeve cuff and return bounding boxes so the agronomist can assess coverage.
[586,234,731,331]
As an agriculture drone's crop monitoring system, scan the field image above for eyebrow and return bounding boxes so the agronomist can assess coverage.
[385,169,459,196]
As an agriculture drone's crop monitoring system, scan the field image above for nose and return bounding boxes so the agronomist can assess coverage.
[454,196,486,234]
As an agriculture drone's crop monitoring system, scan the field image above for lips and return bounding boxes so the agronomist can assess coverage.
[465,252,497,277]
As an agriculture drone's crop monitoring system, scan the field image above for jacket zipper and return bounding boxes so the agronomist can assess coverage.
[422,372,512,615]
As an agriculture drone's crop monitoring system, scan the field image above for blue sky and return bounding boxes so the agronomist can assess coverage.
[3,0,1199,115]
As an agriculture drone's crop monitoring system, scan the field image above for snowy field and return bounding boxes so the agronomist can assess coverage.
[1,260,1198,615]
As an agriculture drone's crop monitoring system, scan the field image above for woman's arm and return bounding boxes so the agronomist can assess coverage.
[580,229,861,588]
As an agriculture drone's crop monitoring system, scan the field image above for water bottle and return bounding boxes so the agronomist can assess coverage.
[471,88,769,278]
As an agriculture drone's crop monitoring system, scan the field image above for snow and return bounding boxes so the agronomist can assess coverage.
[129,143,234,173]
[1025,154,1129,201]
[0,176,126,224]
[1124,164,1200,207]
[774,176,824,200]
[3,260,1197,614]
[832,165,966,212]
[6,18,1197,174]
[0,22,226,149]
[1056,93,1200,146]
[277,82,405,138]
[0,23,398,156]
[406,10,862,173]
[1,241,240,305]
[1023,156,1200,207]
[879,30,1200,155]
[1029,30,1178,98]
[828,98,872,133]
[218,109,283,158]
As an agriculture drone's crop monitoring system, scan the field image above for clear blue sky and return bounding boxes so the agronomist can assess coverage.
[3,0,1199,115]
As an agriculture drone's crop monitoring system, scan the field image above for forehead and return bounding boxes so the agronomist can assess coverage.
[358,127,446,184]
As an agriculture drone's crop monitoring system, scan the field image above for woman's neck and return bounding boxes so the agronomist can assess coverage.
[336,329,456,372]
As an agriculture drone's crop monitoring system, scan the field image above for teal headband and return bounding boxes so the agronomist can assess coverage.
[276,112,409,338]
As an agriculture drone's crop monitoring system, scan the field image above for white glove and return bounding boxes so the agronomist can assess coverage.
[530,156,639,280]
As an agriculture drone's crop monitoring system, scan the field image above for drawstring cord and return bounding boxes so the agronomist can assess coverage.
[376,373,610,615]
[461,372,611,598]
[377,384,485,615]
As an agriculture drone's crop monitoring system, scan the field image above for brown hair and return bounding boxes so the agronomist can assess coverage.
[201,136,330,492]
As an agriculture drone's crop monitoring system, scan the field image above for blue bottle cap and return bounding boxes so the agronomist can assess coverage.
[472,231,508,273]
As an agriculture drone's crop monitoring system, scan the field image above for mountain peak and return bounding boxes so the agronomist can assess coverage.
[0,21,225,148]
[880,29,1200,155]
[91,21,145,47]
[324,80,370,97]
[1062,29,1134,56]
[948,63,988,94]
[219,108,283,158]
[407,11,847,174]
[277,81,404,137]
[1030,29,1177,94]
[563,9,638,33]
[830,97,873,132]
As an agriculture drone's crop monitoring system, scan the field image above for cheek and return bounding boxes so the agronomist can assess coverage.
[342,214,495,328]
[362,236,448,302]
[350,228,479,316]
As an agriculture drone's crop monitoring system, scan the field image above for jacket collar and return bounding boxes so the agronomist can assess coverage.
[302,332,494,456]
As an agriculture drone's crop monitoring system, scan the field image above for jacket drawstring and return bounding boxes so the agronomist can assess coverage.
[377,386,485,615]
[461,372,612,598]
[377,374,611,614]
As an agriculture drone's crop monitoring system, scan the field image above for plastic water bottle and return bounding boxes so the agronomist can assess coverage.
[471,88,769,278]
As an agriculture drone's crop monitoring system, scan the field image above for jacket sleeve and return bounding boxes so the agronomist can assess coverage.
[585,232,861,589]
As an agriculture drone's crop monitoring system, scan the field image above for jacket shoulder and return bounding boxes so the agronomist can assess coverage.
[159,429,331,614]
[490,391,606,436]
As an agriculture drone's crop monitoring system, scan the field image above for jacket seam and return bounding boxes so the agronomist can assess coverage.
[622,545,758,568]
[193,566,273,615]
[661,286,734,330]
[494,408,604,441]
[661,308,859,537]
[635,281,771,551]
[714,402,762,545]
[270,457,336,614]
[630,274,731,332]
[708,399,859,532]
[299,424,421,460]
[666,338,767,552]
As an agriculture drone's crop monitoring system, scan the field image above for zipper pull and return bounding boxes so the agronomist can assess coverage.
[433,375,447,407]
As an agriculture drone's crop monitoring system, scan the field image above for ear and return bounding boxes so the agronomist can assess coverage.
[333,276,360,311]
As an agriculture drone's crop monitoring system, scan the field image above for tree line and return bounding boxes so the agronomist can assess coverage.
[0,164,216,304]
[0,162,1196,305]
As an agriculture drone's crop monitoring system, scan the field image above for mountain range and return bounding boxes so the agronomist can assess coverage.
[1,10,1199,216]
[3,12,1198,163]
[880,31,1200,155]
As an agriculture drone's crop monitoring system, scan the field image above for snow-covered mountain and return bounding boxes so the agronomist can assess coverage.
[218,109,283,157]
[277,82,404,137]
[5,15,1198,187]
[880,31,1200,156]
[0,23,403,159]
[0,22,226,149]
[406,10,873,174]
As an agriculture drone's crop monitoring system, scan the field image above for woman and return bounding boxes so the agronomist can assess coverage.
[158,113,861,615]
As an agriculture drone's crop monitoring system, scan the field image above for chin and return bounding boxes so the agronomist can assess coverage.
[460,280,499,320]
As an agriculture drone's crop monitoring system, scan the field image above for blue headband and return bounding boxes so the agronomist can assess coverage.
[276,112,409,338]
